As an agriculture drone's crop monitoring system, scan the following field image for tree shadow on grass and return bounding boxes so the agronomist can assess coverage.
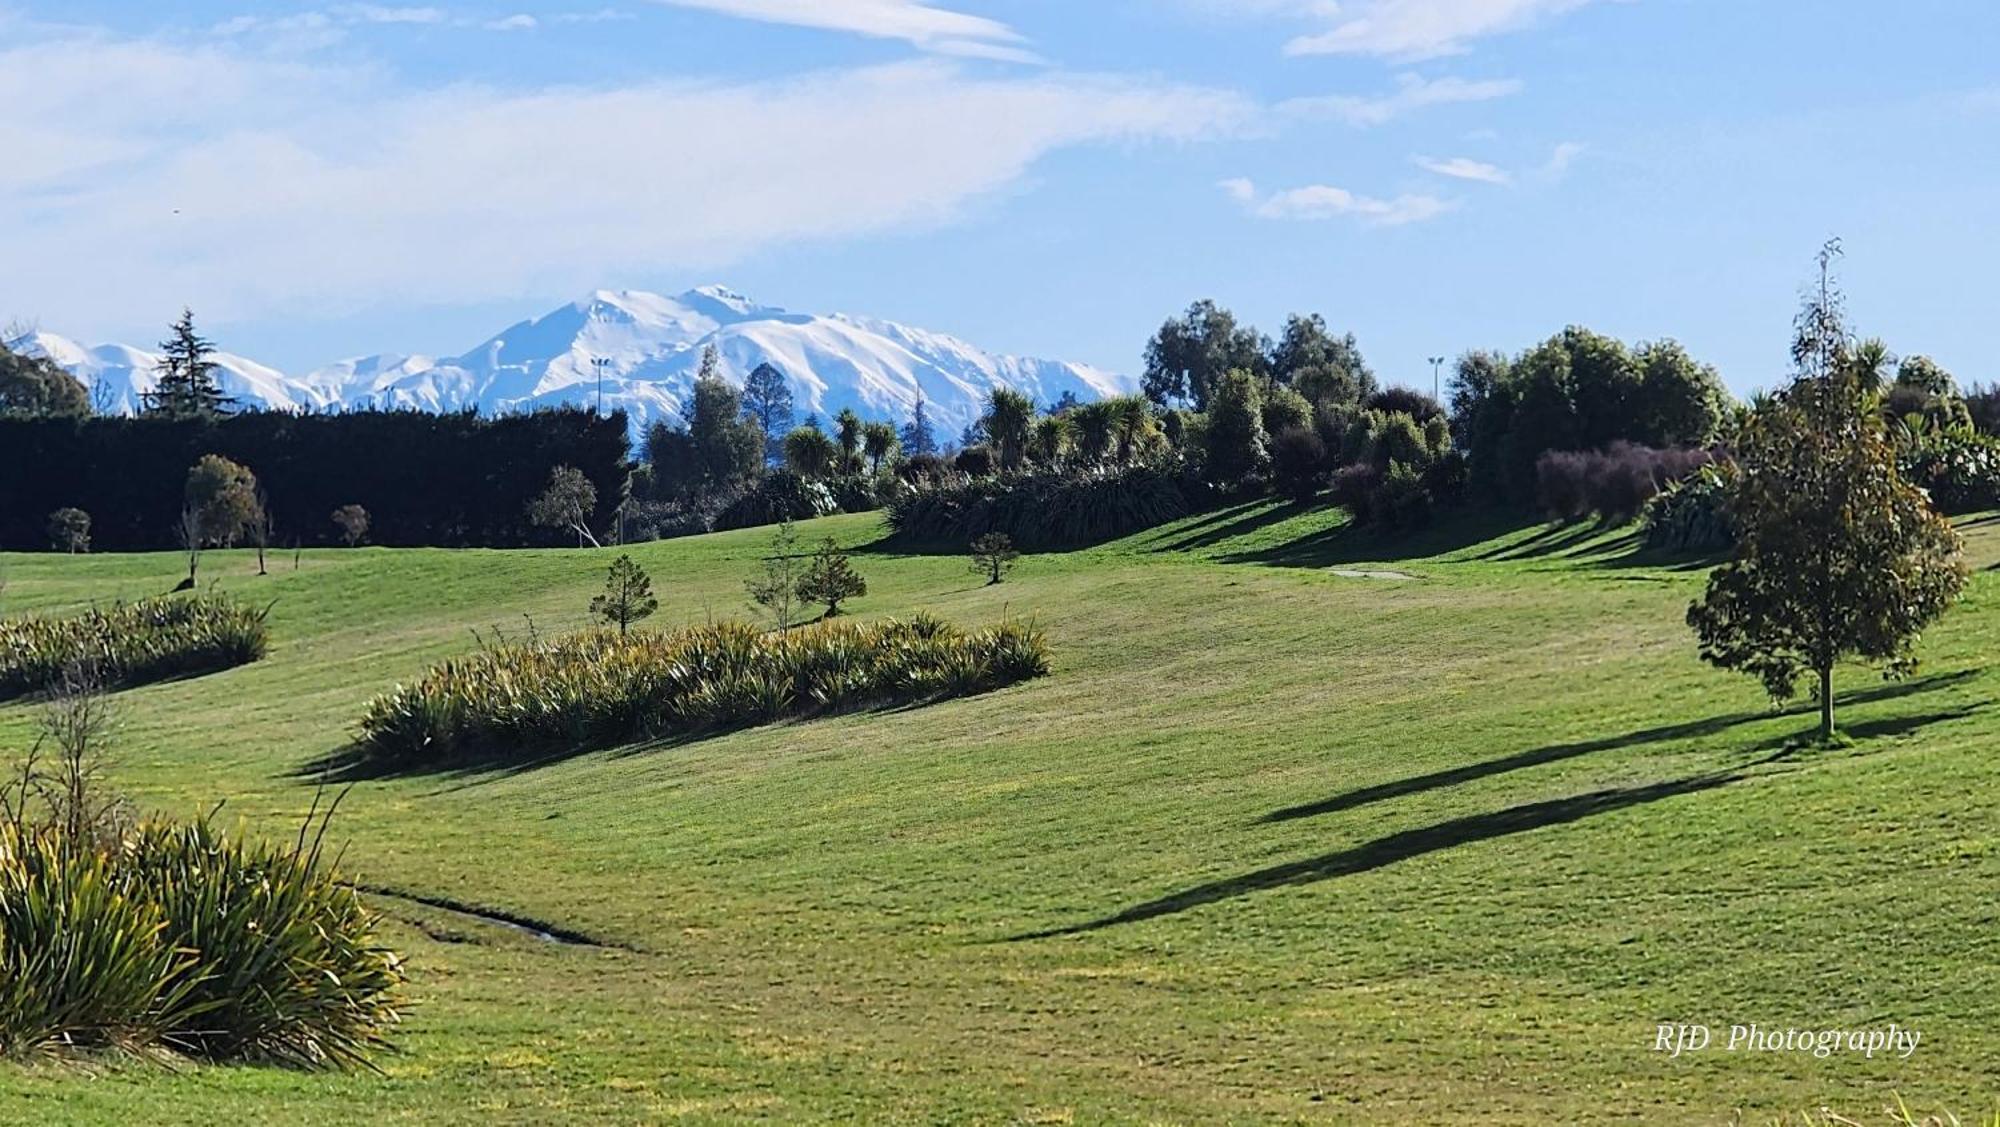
[1145,499,1311,554]
[1217,506,1537,570]
[1013,698,1981,940]
[1258,670,1980,826]
[1014,769,1757,940]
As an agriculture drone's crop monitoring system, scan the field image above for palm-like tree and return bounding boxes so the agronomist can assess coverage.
[985,388,1034,471]
[784,426,838,478]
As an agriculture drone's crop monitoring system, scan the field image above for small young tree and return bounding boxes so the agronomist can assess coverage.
[47,508,91,554]
[247,488,273,575]
[1688,243,1968,740]
[528,465,601,547]
[745,518,804,631]
[185,454,260,548]
[173,504,204,589]
[970,531,1019,586]
[331,504,371,547]
[590,554,658,635]
[797,538,867,618]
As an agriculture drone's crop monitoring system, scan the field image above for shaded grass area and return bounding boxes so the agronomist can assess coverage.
[2,507,1999,1122]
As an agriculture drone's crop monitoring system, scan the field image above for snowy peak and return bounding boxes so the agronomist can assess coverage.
[19,288,1136,439]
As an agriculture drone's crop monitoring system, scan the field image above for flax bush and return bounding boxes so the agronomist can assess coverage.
[357,614,1050,767]
[0,595,269,699]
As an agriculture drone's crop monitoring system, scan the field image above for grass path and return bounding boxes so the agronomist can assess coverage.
[2,505,1996,1123]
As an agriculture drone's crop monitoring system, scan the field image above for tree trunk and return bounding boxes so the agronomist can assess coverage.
[1818,665,1834,740]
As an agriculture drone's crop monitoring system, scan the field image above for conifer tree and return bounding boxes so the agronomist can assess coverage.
[144,309,234,418]
[590,554,659,635]
[797,538,866,617]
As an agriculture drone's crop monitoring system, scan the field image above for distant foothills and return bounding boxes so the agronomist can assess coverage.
[5,286,1131,439]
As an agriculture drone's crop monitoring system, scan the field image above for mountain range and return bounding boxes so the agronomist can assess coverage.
[8,286,1134,439]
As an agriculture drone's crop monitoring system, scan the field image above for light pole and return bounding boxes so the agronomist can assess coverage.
[1428,355,1445,403]
[591,357,611,416]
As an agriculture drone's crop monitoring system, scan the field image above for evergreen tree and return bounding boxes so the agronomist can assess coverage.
[1202,370,1270,485]
[783,426,838,478]
[590,554,659,635]
[796,538,867,617]
[900,398,938,456]
[741,362,795,461]
[1688,243,1968,740]
[144,309,234,419]
[47,508,91,554]
[746,518,804,631]
[834,408,864,473]
[984,388,1034,472]
[0,342,89,418]
[861,421,900,473]
[969,531,1019,586]
[185,454,261,547]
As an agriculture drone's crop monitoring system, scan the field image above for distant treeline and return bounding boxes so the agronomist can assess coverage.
[0,408,629,551]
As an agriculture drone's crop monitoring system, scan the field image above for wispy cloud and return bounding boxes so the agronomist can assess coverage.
[332,4,446,24]
[1282,73,1521,126]
[1281,0,1604,60]
[650,0,1037,62]
[0,31,1252,332]
[1221,177,1453,225]
[1540,140,1585,179]
[1414,154,1509,184]
[484,13,538,30]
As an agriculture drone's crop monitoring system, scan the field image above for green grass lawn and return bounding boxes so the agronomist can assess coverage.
[3,505,1997,1124]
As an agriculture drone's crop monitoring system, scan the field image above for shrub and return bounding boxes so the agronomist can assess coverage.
[0,816,405,1069]
[47,508,91,554]
[355,616,1050,767]
[331,504,369,547]
[898,453,952,485]
[1329,463,1384,522]
[1534,442,1714,522]
[123,816,406,1069]
[713,471,837,531]
[1642,461,1736,552]
[953,445,996,478]
[1270,426,1329,501]
[1895,425,2000,514]
[0,595,269,700]
[0,823,186,1058]
[885,466,1189,549]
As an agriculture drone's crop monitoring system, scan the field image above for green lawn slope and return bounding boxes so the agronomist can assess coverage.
[2,505,1996,1124]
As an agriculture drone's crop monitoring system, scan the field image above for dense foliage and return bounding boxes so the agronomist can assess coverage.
[0,596,269,700]
[1534,443,1713,522]
[886,466,1190,548]
[0,408,628,551]
[0,816,404,1068]
[1641,463,1736,552]
[355,616,1050,767]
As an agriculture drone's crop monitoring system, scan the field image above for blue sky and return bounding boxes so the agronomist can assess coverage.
[4,1,1996,394]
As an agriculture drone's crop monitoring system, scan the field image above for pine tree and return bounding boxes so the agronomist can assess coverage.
[969,532,1019,586]
[899,398,938,456]
[796,538,867,617]
[746,518,804,631]
[590,554,659,635]
[144,309,234,418]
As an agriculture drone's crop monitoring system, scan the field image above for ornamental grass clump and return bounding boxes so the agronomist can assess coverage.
[0,595,269,700]
[356,614,1050,767]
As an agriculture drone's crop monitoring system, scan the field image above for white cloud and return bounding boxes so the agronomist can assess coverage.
[1233,0,1604,60]
[485,13,539,30]
[650,0,1036,61]
[1541,139,1585,178]
[1281,73,1521,126]
[1221,177,1453,225]
[331,4,447,23]
[1414,154,1509,184]
[0,33,1251,333]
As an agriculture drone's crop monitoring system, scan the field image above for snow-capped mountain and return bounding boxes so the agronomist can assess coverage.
[11,287,1133,439]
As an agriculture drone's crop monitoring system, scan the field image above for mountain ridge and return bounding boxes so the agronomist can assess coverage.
[9,286,1134,438]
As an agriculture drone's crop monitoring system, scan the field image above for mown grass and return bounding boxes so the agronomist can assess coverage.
[1,504,1997,1123]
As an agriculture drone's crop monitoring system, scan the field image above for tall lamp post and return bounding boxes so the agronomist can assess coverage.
[591,357,612,416]
[1427,355,1445,403]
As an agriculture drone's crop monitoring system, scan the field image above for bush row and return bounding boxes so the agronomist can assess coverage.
[356,615,1049,767]
[0,595,269,700]
[884,466,1190,548]
[0,817,404,1068]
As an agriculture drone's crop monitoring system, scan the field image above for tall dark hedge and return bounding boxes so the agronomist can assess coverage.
[0,408,629,550]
